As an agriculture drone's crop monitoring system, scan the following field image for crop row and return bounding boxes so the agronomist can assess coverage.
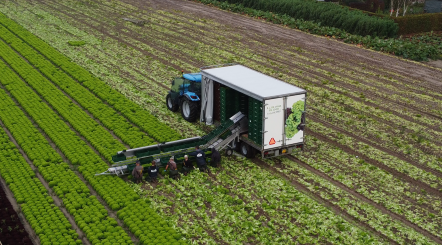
[307,94,442,165]
[0,51,133,211]
[0,34,126,162]
[0,129,80,245]
[268,157,438,245]
[136,158,386,244]
[295,135,442,238]
[0,64,134,244]
[309,121,442,189]
[117,199,187,245]
[0,23,156,149]
[0,27,188,244]
[0,12,182,143]
[309,99,442,172]
[213,160,385,244]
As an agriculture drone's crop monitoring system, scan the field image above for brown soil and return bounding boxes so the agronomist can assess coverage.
[0,181,34,245]
[428,60,442,69]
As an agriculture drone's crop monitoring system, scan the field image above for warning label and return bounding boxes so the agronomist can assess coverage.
[269,138,276,145]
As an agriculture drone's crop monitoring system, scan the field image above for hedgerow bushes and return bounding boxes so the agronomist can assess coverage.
[219,0,398,37]
[196,0,440,61]
[393,13,442,35]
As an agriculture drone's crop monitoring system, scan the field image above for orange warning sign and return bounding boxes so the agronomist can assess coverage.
[269,138,276,145]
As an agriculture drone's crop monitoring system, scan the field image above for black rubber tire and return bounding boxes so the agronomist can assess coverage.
[166,94,178,112]
[230,140,240,152]
[181,97,199,122]
[240,142,256,158]
[225,148,233,156]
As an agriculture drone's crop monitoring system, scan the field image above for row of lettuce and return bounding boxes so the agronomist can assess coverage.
[194,0,440,61]
[0,13,188,245]
[0,130,82,245]
[0,85,132,245]
[0,12,181,144]
[137,158,388,244]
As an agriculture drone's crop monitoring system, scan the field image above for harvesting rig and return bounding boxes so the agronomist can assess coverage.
[98,64,306,176]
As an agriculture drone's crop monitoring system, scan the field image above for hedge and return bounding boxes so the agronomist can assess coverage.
[394,13,442,35]
[195,0,440,61]
[219,0,398,37]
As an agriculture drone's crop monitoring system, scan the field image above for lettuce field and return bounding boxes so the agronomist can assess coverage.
[0,0,441,244]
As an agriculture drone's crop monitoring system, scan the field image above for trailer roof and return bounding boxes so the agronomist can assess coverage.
[201,65,306,100]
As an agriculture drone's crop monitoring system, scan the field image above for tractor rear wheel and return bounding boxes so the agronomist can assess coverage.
[166,94,178,112]
[181,98,198,122]
[240,142,256,158]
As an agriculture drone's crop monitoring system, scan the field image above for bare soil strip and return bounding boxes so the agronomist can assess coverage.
[0,167,39,245]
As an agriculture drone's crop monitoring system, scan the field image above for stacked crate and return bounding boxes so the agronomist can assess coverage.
[248,97,263,146]
[237,92,249,116]
[213,82,221,121]
[220,86,233,123]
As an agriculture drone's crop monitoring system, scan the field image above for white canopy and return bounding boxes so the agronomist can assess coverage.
[201,64,306,101]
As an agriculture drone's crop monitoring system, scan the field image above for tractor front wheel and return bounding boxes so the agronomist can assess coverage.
[181,98,198,122]
[166,94,178,112]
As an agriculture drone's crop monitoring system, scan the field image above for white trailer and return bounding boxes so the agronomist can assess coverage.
[200,64,307,158]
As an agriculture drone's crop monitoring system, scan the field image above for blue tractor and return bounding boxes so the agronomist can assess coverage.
[166,73,202,122]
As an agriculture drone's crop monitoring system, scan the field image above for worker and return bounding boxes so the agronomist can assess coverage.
[165,157,179,179]
[165,157,177,171]
[146,160,159,183]
[210,148,221,168]
[182,155,195,175]
[132,160,143,184]
[189,146,207,172]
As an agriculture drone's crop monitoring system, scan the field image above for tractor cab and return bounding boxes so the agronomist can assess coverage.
[166,73,202,122]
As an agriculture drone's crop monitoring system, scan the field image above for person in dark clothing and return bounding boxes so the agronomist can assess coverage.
[189,146,207,172]
[182,155,195,175]
[132,161,143,184]
[210,148,221,168]
[146,160,159,183]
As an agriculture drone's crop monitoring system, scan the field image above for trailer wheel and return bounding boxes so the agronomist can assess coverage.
[225,148,233,156]
[240,142,256,158]
[230,140,240,152]
[166,94,178,112]
[181,98,198,122]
